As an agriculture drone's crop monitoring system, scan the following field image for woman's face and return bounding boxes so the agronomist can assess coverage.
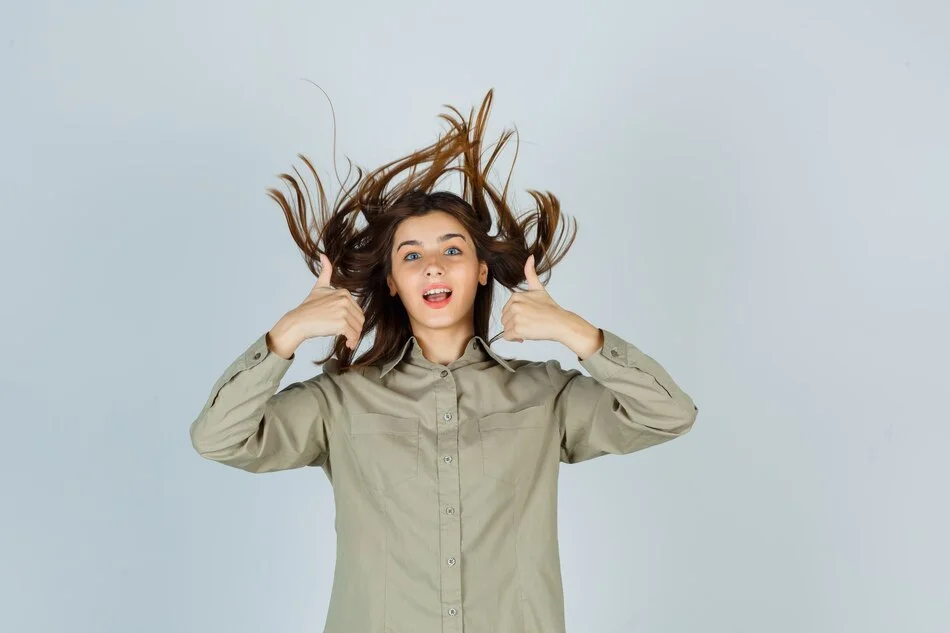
[387,210,488,335]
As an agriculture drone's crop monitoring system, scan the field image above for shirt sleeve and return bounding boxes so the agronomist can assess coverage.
[189,331,333,473]
[546,328,698,464]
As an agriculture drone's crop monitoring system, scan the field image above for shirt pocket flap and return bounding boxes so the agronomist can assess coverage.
[351,413,419,435]
[477,404,547,430]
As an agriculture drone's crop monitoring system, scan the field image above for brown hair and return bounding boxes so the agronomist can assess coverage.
[267,89,578,373]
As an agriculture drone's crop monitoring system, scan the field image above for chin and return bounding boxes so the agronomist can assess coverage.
[413,312,463,329]
[408,300,471,329]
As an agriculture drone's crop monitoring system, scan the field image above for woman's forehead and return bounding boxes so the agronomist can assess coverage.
[394,211,469,242]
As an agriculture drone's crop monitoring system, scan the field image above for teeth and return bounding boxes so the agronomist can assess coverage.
[424,288,451,297]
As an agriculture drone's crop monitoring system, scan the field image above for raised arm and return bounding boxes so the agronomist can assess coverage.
[189,330,333,473]
[190,253,363,473]
[547,328,698,464]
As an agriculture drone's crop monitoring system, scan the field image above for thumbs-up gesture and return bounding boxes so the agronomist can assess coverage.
[500,255,573,344]
[270,253,366,357]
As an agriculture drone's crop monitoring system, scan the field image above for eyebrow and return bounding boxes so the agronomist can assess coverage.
[396,233,467,251]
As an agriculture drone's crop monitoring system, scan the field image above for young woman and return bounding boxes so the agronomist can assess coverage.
[190,90,698,633]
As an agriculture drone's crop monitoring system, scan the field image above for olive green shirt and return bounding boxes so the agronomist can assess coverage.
[189,328,698,633]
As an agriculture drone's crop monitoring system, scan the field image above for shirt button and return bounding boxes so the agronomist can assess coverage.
[446,506,456,515]
[443,412,453,422]
[448,608,458,616]
[253,352,261,359]
[447,557,457,566]
[472,341,478,349]
[440,370,448,377]
[443,455,453,464]
[610,348,619,357]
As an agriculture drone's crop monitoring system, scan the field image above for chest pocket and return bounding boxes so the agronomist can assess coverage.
[476,404,548,486]
[348,413,420,491]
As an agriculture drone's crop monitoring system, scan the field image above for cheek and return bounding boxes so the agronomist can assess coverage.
[454,258,481,277]
[389,266,410,288]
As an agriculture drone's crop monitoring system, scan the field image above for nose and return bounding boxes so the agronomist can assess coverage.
[425,260,445,277]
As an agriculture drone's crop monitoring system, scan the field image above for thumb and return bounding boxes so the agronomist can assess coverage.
[315,253,333,288]
[524,254,543,290]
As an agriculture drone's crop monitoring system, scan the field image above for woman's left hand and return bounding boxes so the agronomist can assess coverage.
[500,255,604,359]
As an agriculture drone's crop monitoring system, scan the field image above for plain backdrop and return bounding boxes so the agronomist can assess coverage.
[2,1,948,632]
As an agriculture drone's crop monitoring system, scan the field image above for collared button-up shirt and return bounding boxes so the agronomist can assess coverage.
[190,328,698,633]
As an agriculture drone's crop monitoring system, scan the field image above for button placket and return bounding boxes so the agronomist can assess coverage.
[435,369,462,620]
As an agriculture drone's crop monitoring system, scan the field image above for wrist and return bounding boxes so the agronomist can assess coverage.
[558,311,603,360]
[267,316,301,360]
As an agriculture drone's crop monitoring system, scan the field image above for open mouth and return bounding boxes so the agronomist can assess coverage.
[422,288,453,307]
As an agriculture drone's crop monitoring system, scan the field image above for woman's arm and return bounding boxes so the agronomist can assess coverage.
[189,330,332,473]
[498,255,698,463]
[547,324,698,464]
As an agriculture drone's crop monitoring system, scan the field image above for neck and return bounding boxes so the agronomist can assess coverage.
[409,320,476,365]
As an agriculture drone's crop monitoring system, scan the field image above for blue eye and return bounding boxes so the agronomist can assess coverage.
[403,247,462,261]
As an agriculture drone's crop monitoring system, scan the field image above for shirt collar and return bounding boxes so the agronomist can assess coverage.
[380,334,515,377]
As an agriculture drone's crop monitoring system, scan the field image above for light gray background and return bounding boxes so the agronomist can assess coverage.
[2,1,948,631]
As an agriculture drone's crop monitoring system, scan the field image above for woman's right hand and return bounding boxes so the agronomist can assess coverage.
[267,253,366,358]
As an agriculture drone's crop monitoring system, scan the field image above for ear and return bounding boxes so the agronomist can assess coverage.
[387,274,397,296]
[478,260,489,285]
